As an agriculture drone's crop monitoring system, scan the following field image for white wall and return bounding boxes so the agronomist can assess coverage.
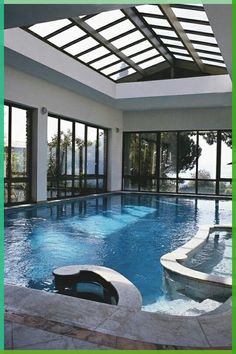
[123,107,232,132]
[5,65,123,198]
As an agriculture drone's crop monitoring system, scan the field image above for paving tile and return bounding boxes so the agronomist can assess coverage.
[87,331,117,348]
[14,335,114,350]
[12,322,68,348]
[97,309,210,347]
[6,285,117,330]
[197,314,232,347]
[116,337,158,350]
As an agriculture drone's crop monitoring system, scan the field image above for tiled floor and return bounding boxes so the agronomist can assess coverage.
[4,284,232,350]
[5,321,114,350]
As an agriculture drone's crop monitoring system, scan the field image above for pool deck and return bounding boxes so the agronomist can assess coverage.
[5,284,232,350]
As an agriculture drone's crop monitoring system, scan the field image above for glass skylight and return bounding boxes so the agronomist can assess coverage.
[91,54,120,70]
[29,19,71,37]
[99,19,135,40]
[171,8,208,22]
[48,26,86,47]
[186,33,217,44]
[78,46,110,63]
[136,4,163,15]
[25,4,227,82]
[161,38,184,47]
[144,17,171,27]
[110,67,136,81]
[167,47,189,55]
[85,10,124,30]
[174,54,193,61]
[64,37,99,55]
[131,49,160,64]
[192,43,221,53]
[153,29,178,38]
[202,59,226,67]
[139,56,165,69]
[111,31,144,49]
[180,22,213,34]
[101,62,127,75]
[197,52,223,61]
[121,40,152,57]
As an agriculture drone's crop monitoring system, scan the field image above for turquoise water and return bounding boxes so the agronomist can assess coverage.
[4,194,231,312]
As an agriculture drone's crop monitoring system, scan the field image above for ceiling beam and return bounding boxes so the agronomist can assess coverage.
[122,7,174,66]
[160,4,206,73]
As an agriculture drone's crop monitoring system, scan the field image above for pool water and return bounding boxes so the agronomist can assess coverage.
[4,194,231,314]
[184,231,232,278]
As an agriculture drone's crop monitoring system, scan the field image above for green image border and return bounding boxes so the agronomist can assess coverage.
[1,0,234,353]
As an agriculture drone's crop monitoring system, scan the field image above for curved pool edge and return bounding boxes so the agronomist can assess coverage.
[4,284,231,349]
[160,225,232,292]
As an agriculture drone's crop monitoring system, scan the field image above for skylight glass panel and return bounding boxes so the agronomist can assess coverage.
[101,62,127,75]
[202,59,226,67]
[64,37,99,55]
[131,49,160,64]
[198,52,224,61]
[78,46,110,63]
[136,5,163,15]
[99,19,135,40]
[91,54,120,69]
[121,40,152,57]
[153,28,178,38]
[139,56,165,69]
[29,19,71,37]
[172,8,208,22]
[167,47,189,55]
[192,43,221,53]
[48,26,86,47]
[85,10,124,30]
[144,17,171,27]
[174,54,193,61]
[180,22,213,34]
[186,33,217,44]
[111,31,144,49]
[110,68,136,81]
[160,38,184,47]
[188,3,204,6]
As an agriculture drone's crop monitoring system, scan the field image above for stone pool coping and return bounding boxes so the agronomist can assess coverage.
[53,265,142,310]
[5,284,231,349]
[160,225,232,287]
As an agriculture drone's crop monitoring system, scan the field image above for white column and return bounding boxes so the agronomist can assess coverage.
[107,127,123,191]
[31,108,48,202]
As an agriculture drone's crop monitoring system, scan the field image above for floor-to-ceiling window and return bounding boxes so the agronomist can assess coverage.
[123,130,232,196]
[4,103,31,205]
[47,114,107,199]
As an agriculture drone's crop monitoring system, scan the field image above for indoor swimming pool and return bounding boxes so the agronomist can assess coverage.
[4,193,232,315]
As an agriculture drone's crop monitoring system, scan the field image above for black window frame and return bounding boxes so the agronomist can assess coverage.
[122,129,232,196]
[4,101,32,206]
[47,113,108,200]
